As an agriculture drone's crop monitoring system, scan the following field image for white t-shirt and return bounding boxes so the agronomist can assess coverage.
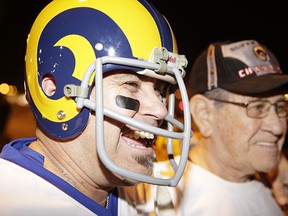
[175,162,284,216]
[120,159,284,216]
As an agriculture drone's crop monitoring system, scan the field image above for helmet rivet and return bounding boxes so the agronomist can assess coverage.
[62,123,68,131]
[95,43,103,51]
[57,110,66,120]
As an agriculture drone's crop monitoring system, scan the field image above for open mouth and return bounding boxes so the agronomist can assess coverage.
[123,130,155,148]
[127,130,154,139]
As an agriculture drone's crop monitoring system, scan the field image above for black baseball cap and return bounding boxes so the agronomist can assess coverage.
[188,39,288,97]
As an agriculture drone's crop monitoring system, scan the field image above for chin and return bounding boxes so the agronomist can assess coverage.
[122,178,139,186]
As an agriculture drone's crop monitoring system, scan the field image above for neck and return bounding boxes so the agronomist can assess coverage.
[189,143,252,183]
[28,139,110,206]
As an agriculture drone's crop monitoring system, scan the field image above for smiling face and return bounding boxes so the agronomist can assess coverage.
[93,70,168,183]
[208,90,287,179]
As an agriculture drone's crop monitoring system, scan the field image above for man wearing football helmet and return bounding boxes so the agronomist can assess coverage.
[0,0,191,215]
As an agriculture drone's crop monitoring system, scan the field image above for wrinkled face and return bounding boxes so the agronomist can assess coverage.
[98,70,168,182]
[210,92,287,176]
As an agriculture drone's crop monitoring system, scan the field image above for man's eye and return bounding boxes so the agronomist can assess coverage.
[155,86,165,96]
[125,81,139,89]
[155,83,170,97]
[154,86,164,95]
[254,103,266,110]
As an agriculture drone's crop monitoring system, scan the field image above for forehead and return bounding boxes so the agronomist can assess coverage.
[105,69,168,85]
[226,91,286,102]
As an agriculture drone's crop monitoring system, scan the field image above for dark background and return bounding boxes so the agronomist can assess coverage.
[0,1,287,93]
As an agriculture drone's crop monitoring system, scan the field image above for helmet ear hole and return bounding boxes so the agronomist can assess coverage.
[42,74,56,97]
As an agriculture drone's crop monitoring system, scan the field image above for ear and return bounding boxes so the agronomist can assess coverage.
[190,94,214,137]
[42,75,56,96]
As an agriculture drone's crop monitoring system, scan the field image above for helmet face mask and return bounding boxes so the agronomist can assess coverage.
[25,0,191,186]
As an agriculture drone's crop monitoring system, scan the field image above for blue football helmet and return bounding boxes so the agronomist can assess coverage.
[25,0,191,186]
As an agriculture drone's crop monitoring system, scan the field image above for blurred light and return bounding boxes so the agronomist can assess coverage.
[0,83,18,96]
[0,83,9,94]
[6,85,17,96]
[178,100,183,111]
[175,88,181,99]
[16,93,29,107]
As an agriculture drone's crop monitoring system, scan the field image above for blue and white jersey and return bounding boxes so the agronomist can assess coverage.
[0,138,118,216]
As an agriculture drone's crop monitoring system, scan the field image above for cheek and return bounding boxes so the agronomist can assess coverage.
[103,122,118,142]
[282,120,287,131]
[215,111,256,144]
[279,119,287,145]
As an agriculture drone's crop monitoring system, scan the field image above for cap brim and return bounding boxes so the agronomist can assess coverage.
[221,74,288,95]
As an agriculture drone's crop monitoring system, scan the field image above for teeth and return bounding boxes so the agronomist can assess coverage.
[127,130,154,139]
